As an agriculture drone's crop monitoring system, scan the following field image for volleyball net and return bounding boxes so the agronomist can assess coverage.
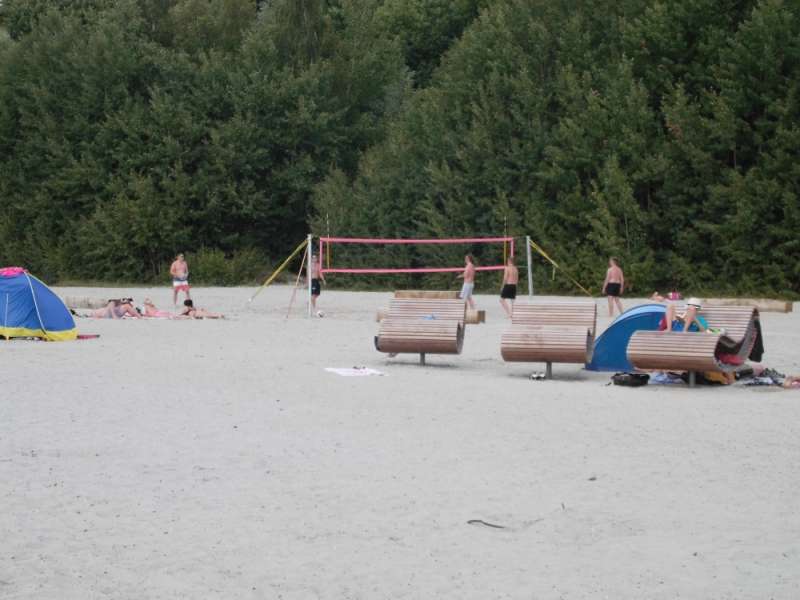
[317,236,515,275]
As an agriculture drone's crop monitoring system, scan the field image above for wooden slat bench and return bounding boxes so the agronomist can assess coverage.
[627,305,760,386]
[375,298,466,365]
[500,301,597,378]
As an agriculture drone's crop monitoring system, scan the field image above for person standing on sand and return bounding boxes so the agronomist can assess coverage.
[309,254,326,316]
[457,254,477,309]
[499,255,519,318]
[601,257,624,317]
[170,253,191,306]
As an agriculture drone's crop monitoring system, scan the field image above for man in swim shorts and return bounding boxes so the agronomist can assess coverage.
[309,254,326,316]
[499,255,519,318]
[170,253,191,306]
[457,254,476,309]
[601,256,624,317]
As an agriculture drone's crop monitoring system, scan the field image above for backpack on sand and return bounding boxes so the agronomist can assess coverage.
[611,372,650,387]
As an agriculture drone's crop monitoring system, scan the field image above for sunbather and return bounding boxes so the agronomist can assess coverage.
[784,376,800,389]
[90,298,141,319]
[143,298,175,318]
[661,297,707,332]
[180,299,224,319]
[650,289,682,303]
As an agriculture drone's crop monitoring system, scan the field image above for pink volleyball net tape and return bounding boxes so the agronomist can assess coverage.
[318,237,514,275]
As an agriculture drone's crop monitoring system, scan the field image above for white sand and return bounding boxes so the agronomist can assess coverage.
[2,287,799,599]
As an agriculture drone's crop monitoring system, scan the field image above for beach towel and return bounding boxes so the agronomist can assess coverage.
[325,367,385,377]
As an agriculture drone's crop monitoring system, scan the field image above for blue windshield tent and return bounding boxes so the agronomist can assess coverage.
[0,267,77,341]
[586,303,666,372]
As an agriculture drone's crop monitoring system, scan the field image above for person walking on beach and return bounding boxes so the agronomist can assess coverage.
[601,257,624,316]
[309,254,326,316]
[170,253,191,306]
[499,255,519,318]
[457,254,477,309]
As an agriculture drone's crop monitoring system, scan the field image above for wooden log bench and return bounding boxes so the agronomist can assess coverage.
[376,307,485,324]
[500,301,597,378]
[627,306,760,386]
[375,298,466,365]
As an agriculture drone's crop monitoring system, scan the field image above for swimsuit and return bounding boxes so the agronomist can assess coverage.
[173,272,190,291]
[606,283,621,297]
[311,278,321,296]
[500,284,517,299]
[459,282,475,300]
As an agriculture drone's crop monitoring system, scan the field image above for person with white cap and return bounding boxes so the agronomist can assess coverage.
[662,297,708,332]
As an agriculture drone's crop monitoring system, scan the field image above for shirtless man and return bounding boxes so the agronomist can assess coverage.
[309,255,326,316]
[457,254,476,309]
[601,257,624,317]
[170,253,191,306]
[499,255,519,318]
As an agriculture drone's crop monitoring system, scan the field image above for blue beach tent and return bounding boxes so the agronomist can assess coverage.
[586,303,666,372]
[0,267,77,341]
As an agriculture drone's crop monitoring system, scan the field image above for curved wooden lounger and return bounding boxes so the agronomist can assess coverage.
[375,298,467,365]
[628,331,732,387]
[699,306,760,363]
[627,305,761,387]
[500,301,597,378]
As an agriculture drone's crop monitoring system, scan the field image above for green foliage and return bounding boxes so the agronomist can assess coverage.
[312,0,800,296]
[0,0,798,295]
[186,247,268,285]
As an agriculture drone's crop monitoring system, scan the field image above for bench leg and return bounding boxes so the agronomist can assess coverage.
[545,362,552,379]
[420,353,426,366]
[689,371,696,387]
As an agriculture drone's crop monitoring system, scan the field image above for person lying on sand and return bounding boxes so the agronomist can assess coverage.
[90,298,141,319]
[650,289,682,303]
[783,376,800,389]
[179,299,224,319]
[142,298,177,319]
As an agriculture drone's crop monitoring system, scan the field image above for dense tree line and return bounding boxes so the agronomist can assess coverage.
[0,0,798,294]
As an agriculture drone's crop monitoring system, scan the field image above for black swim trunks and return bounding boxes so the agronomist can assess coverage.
[311,278,321,296]
[500,284,517,299]
[606,283,622,297]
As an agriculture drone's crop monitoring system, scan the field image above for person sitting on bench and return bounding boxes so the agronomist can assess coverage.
[660,297,708,332]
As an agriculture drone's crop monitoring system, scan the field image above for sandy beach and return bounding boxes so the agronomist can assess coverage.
[2,286,799,599]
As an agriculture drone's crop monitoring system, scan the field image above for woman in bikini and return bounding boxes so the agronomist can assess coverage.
[179,299,224,319]
[142,298,177,318]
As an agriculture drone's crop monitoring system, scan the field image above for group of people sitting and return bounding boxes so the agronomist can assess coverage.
[89,298,223,320]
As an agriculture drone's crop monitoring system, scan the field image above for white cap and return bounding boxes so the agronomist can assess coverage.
[686,297,702,309]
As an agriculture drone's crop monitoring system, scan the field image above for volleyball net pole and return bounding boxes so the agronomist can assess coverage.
[526,235,534,298]
[306,233,313,318]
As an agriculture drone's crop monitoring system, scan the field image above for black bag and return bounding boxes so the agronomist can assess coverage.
[611,372,650,387]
